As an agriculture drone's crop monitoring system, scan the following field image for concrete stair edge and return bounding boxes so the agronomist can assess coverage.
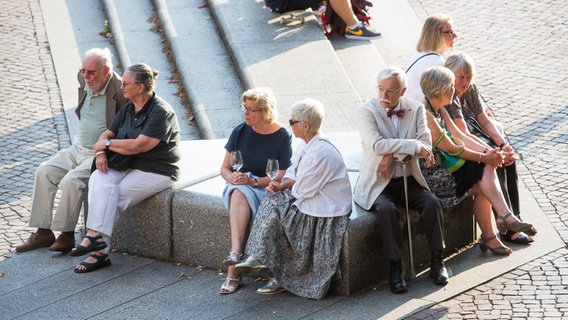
[206,0,364,131]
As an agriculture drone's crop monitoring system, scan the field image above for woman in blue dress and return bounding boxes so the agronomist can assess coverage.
[219,87,292,294]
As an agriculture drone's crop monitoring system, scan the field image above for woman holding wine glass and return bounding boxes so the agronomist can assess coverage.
[234,98,352,299]
[219,87,292,294]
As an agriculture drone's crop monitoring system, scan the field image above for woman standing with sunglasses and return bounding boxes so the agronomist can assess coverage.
[405,14,458,103]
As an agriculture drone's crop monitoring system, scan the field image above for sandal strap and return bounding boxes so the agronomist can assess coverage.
[496,213,513,223]
[85,234,103,244]
[229,251,242,258]
[89,253,108,261]
[225,277,241,283]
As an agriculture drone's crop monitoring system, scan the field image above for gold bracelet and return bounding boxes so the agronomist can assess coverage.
[95,151,105,156]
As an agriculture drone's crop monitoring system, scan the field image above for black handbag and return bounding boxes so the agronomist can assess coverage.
[465,115,497,147]
[106,150,131,171]
[90,150,131,173]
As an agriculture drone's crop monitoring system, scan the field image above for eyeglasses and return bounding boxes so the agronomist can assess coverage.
[79,68,101,77]
[121,81,140,88]
[288,119,302,126]
[241,105,262,113]
[378,86,401,95]
[442,30,457,38]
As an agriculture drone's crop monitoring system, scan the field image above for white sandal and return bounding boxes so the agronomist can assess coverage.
[222,251,242,267]
[219,276,241,295]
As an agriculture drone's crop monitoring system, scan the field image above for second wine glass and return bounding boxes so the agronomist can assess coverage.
[266,159,279,180]
[231,150,243,172]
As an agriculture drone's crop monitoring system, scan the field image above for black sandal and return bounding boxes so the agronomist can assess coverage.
[70,235,107,257]
[501,230,533,245]
[525,226,537,236]
[74,253,111,273]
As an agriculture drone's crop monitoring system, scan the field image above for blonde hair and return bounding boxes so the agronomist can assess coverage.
[241,87,278,123]
[416,14,452,54]
[290,98,324,134]
[420,66,455,99]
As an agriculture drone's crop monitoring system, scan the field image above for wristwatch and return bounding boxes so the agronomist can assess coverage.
[105,139,111,150]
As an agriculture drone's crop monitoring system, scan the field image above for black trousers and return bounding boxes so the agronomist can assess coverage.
[285,0,322,11]
[372,176,445,260]
[496,161,520,216]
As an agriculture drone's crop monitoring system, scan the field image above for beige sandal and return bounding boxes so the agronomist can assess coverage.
[222,251,242,267]
[219,276,241,295]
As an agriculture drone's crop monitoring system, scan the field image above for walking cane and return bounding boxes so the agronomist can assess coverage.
[401,155,416,279]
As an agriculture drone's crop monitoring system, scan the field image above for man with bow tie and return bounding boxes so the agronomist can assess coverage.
[353,66,448,293]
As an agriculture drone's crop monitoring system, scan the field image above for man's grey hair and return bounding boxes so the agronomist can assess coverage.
[84,47,113,70]
[377,66,408,89]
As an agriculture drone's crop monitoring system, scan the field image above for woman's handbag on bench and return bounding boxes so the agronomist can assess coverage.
[433,130,465,174]
[90,150,132,173]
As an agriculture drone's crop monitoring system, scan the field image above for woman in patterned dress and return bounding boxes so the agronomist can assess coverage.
[234,98,352,299]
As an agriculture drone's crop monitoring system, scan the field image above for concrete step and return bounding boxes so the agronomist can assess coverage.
[101,0,200,140]
[206,0,362,133]
[104,0,399,137]
[153,0,244,139]
[46,0,416,142]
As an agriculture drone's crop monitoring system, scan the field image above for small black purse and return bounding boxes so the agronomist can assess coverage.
[90,150,131,173]
[465,115,497,147]
[106,150,131,171]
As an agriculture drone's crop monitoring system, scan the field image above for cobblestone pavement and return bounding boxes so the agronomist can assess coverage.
[0,0,69,261]
[406,0,568,319]
[1,0,568,318]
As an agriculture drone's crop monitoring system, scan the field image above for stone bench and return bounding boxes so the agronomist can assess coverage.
[331,193,474,295]
[168,174,475,295]
[93,139,225,259]
[111,187,177,260]
[82,186,178,259]
[101,134,476,296]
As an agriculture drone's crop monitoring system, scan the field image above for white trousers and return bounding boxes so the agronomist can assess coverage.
[86,168,174,254]
[29,143,93,231]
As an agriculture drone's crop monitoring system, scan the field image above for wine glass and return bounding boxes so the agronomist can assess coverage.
[266,159,279,180]
[231,151,243,172]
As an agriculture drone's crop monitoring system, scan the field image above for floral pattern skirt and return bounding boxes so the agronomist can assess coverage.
[420,158,484,208]
[420,158,461,208]
[245,190,348,300]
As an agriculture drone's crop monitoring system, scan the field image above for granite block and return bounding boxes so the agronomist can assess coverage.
[112,187,176,260]
[172,189,230,268]
[331,197,475,296]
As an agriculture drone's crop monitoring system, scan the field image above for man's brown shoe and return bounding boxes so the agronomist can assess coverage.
[15,232,55,252]
[48,233,75,252]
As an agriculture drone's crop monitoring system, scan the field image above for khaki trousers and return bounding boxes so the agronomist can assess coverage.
[29,143,93,232]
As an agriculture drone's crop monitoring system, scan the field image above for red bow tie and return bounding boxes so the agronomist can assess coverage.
[387,109,404,118]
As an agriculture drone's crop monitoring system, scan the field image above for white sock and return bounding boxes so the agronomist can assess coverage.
[348,21,362,30]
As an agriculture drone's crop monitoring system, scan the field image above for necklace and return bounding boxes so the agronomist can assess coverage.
[424,98,440,118]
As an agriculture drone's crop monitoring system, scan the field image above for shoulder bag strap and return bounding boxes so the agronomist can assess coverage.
[405,52,440,73]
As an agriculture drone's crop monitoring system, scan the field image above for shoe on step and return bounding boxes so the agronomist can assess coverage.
[344,23,382,40]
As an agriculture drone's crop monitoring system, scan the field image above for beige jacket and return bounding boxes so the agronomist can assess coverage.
[353,97,431,210]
